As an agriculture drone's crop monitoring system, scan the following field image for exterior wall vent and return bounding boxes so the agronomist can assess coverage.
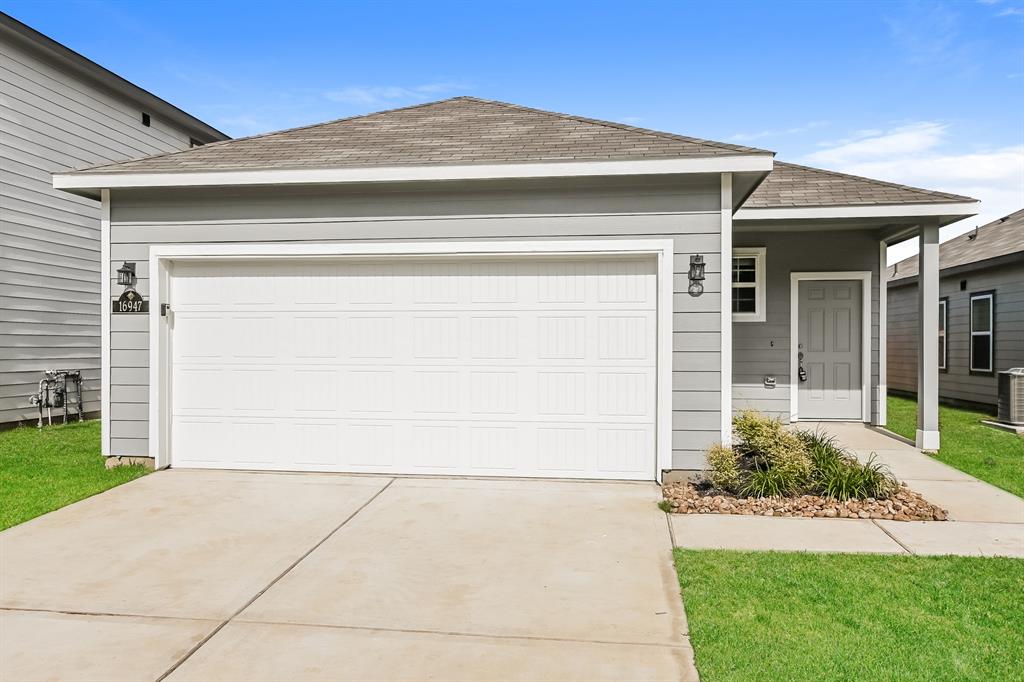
[141,112,151,126]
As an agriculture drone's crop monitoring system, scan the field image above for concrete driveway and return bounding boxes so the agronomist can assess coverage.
[0,471,694,681]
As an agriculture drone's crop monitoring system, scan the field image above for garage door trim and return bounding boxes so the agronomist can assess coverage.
[147,239,675,480]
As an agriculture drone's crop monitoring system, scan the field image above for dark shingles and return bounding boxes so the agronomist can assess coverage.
[744,161,976,209]
[65,97,771,175]
[888,209,1024,282]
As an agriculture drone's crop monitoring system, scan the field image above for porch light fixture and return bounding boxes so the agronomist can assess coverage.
[116,262,137,288]
[688,254,706,295]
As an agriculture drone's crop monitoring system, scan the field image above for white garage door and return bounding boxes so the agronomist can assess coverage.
[169,256,657,479]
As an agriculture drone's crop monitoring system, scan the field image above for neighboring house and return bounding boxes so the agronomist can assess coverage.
[887,209,1024,409]
[53,97,977,478]
[0,12,227,427]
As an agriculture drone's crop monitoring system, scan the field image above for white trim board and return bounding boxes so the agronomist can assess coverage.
[789,271,872,423]
[56,155,773,193]
[719,174,733,445]
[735,202,978,222]
[147,239,676,481]
[877,241,887,427]
[100,189,111,455]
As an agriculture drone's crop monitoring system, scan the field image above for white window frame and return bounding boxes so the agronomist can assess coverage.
[969,292,995,374]
[731,247,766,322]
[938,298,948,371]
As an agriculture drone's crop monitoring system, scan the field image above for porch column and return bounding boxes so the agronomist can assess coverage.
[916,219,940,450]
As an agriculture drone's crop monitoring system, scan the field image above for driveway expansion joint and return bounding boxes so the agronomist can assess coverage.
[228,618,693,650]
[871,519,914,554]
[153,477,397,682]
[0,606,220,623]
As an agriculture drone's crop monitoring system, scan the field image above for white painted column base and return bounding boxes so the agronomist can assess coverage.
[916,429,940,451]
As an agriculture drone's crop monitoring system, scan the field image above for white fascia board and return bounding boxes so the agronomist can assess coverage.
[53,155,774,191]
[734,202,979,221]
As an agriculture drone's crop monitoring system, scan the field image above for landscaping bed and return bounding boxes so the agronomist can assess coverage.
[663,482,947,520]
[663,410,947,522]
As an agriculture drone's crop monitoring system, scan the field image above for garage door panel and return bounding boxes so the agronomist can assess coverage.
[170,257,658,480]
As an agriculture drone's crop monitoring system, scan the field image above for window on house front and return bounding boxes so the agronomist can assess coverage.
[732,247,766,322]
[969,292,994,373]
[938,298,948,370]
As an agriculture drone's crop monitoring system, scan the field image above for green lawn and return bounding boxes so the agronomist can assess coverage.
[886,394,1024,498]
[0,420,149,531]
[675,550,1024,682]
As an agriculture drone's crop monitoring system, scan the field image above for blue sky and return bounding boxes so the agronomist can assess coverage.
[8,0,1023,261]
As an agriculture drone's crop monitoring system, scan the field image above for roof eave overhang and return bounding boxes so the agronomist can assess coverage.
[53,154,775,199]
[889,250,1024,288]
[734,201,979,228]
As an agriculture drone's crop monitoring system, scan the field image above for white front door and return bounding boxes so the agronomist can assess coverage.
[797,279,863,420]
[168,256,658,480]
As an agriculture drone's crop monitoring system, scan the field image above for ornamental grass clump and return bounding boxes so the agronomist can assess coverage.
[797,429,897,500]
[699,411,897,501]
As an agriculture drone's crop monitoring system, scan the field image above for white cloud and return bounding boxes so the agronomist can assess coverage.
[731,121,828,143]
[324,82,467,106]
[797,122,1024,264]
[804,122,948,165]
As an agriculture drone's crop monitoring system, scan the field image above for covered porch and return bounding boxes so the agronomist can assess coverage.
[729,165,979,451]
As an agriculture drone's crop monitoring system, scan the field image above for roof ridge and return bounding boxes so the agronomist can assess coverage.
[775,160,975,203]
[70,97,471,173]
[461,96,773,156]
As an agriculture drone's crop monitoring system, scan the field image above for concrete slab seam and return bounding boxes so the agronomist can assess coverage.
[870,520,914,554]
[153,477,397,682]
[229,618,694,650]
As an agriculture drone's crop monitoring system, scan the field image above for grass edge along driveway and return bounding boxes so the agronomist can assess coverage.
[0,420,148,531]
[675,549,1024,682]
[886,394,1024,498]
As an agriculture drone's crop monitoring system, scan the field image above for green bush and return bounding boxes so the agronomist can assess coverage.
[816,454,897,501]
[698,412,899,501]
[741,466,799,498]
[797,428,897,500]
[733,410,812,485]
[706,443,740,491]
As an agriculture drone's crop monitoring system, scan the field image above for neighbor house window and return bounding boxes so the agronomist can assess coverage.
[938,297,948,370]
[732,247,766,322]
[969,292,994,374]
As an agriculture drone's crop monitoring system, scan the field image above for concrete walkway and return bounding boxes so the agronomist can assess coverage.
[1,471,695,682]
[672,422,1024,557]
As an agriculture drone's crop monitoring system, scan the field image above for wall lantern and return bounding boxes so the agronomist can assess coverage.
[688,254,706,296]
[117,262,137,288]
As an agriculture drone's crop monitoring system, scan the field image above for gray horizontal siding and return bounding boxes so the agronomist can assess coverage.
[731,230,883,423]
[887,261,1024,407]
[107,178,726,471]
[0,36,208,425]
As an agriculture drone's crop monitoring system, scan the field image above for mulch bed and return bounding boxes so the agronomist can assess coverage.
[662,482,948,521]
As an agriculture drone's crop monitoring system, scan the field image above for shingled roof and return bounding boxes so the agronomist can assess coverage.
[743,161,975,208]
[70,96,771,175]
[888,209,1024,282]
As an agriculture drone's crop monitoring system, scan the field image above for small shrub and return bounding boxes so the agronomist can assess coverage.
[733,411,812,485]
[706,443,741,492]
[816,454,897,501]
[740,467,797,498]
[797,429,846,470]
[657,499,672,513]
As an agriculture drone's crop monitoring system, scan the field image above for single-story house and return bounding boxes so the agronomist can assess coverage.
[0,12,227,427]
[53,97,978,479]
[887,209,1024,410]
